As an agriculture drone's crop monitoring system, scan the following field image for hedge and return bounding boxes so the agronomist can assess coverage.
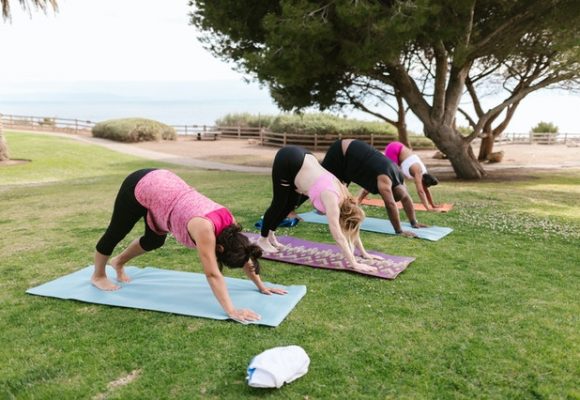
[92,118,176,142]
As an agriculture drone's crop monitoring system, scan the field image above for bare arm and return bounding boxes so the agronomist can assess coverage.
[353,234,381,260]
[189,218,260,322]
[413,173,432,210]
[243,263,288,295]
[357,188,370,204]
[424,185,439,209]
[377,176,405,233]
[394,185,428,228]
[378,176,417,237]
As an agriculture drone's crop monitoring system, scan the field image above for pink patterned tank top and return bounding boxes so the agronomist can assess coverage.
[134,169,233,248]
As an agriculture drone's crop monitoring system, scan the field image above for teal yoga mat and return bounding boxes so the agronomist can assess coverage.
[26,265,307,327]
[298,211,453,241]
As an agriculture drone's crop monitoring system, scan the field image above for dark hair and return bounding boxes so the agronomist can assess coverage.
[215,224,263,274]
[422,173,439,187]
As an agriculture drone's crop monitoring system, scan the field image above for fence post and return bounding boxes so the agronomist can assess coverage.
[370,134,374,147]
[314,133,318,151]
[283,132,287,146]
[238,126,241,139]
[260,128,264,146]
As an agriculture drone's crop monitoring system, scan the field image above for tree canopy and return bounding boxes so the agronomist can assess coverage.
[191,0,580,178]
[1,0,57,20]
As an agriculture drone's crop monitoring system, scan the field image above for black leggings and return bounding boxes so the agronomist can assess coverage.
[261,146,310,237]
[95,169,167,256]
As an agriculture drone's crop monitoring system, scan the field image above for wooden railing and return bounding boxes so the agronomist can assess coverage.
[0,113,95,134]
[2,113,578,149]
[497,132,580,145]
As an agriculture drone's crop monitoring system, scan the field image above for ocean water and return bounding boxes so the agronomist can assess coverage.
[0,99,281,126]
[1,80,579,132]
[0,80,285,126]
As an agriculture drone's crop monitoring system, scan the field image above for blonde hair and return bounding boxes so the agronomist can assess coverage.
[337,185,365,248]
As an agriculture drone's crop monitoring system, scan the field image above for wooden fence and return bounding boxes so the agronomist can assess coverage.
[1,113,95,134]
[2,113,578,150]
[497,132,580,145]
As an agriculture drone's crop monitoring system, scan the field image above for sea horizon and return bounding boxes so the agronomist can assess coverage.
[1,80,579,133]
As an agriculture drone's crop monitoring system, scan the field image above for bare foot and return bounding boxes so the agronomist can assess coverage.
[110,257,131,283]
[267,232,286,250]
[91,275,121,291]
[269,238,286,250]
[256,237,279,253]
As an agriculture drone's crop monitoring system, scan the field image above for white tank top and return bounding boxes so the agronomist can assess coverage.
[401,154,427,179]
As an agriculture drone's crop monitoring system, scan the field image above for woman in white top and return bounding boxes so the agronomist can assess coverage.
[384,141,442,211]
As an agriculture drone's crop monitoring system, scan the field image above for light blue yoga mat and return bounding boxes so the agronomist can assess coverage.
[298,211,453,241]
[26,265,307,327]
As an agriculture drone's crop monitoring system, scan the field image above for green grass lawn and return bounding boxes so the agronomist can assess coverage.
[1,131,579,399]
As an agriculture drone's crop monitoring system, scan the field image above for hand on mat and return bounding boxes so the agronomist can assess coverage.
[412,222,429,228]
[399,230,417,238]
[361,253,383,261]
[261,287,289,295]
[351,262,377,273]
[229,308,261,324]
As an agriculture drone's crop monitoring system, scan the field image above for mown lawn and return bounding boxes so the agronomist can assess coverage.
[1,131,578,399]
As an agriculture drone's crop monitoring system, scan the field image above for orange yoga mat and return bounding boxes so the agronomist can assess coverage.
[361,198,454,212]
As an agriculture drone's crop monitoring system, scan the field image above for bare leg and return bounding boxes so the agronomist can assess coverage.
[91,251,120,291]
[91,239,147,290]
[109,238,147,283]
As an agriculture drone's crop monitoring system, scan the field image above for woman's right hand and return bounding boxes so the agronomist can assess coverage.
[228,308,261,324]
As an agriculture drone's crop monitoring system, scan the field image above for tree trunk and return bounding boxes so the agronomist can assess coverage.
[0,116,9,162]
[477,131,495,161]
[396,121,410,148]
[426,124,486,179]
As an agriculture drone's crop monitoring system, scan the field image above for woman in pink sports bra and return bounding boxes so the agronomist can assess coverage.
[92,169,287,323]
[257,146,379,273]
[384,141,442,211]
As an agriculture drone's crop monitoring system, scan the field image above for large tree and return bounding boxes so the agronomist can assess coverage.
[191,0,580,179]
[0,0,58,161]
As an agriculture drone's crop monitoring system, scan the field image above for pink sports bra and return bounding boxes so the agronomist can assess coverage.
[307,173,341,213]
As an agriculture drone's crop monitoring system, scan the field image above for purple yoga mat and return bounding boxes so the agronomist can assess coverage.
[244,233,415,280]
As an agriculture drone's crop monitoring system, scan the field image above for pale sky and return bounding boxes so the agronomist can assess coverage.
[1,0,579,132]
[0,0,237,82]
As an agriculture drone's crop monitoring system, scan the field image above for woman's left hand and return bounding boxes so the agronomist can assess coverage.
[362,253,383,260]
[261,287,288,295]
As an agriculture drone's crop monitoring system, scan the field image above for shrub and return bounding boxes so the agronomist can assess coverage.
[531,121,558,134]
[216,112,398,137]
[92,118,176,142]
[39,117,56,127]
[408,136,436,149]
[269,113,397,137]
[215,113,274,128]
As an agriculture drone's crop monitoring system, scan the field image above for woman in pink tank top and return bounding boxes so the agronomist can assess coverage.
[257,146,379,273]
[92,169,287,323]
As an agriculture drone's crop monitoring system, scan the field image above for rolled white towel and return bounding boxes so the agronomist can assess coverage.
[246,345,310,388]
